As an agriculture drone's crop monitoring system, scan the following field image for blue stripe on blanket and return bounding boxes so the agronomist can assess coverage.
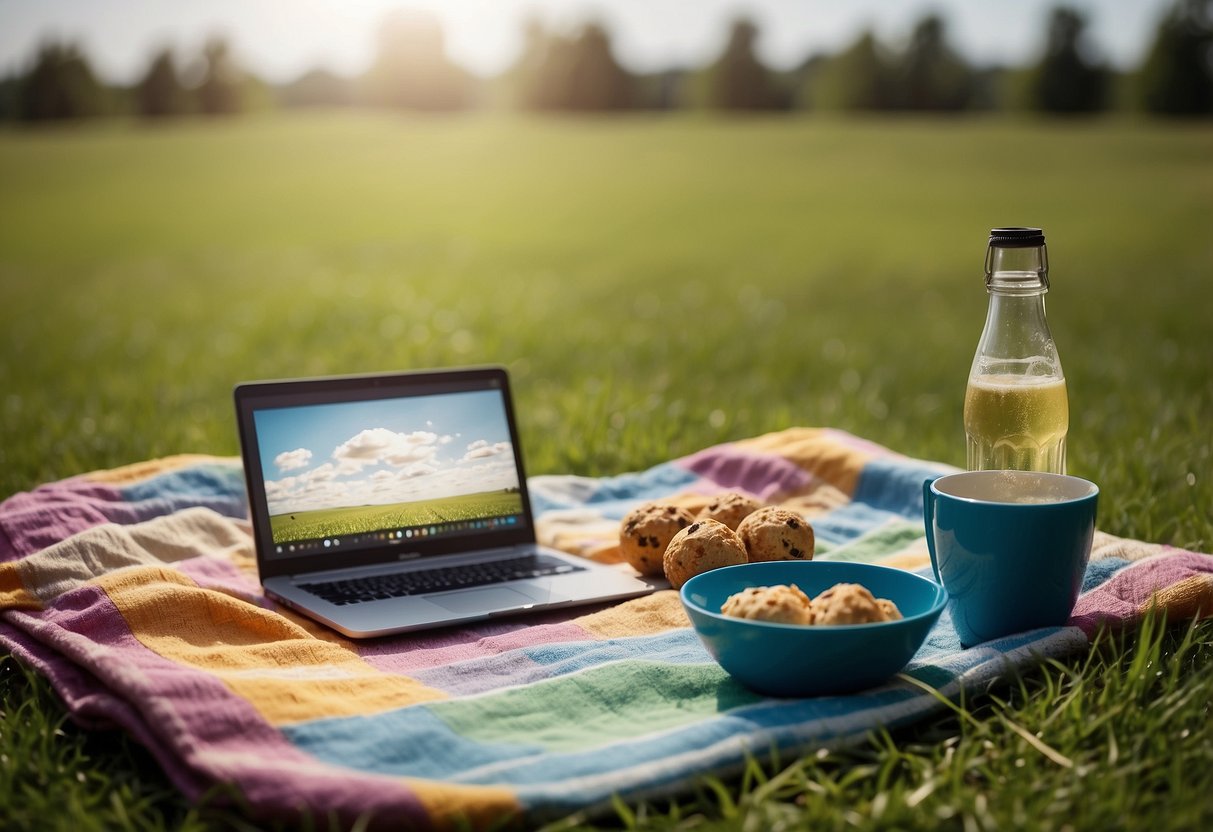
[530,463,700,516]
[282,706,544,780]
[852,457,956,520]
[120,462,248,518]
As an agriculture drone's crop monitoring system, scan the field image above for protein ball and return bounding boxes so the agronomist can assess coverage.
[720,584,814,625]
[812,583,887,625]
[875,597,903,621]
[619,502,695,576]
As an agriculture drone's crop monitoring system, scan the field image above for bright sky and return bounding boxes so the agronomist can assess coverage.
[0,0,1175,84]
[254,390,517,516]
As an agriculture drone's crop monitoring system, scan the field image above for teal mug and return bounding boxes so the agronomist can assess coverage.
[923,470,1098,647]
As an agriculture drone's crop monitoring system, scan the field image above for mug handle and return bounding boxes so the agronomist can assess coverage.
[923,478,943,585]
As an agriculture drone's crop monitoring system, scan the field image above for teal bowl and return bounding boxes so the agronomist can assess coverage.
[680,560,947,697]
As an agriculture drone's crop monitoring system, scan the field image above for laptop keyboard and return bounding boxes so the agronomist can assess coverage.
[299,554,586,606]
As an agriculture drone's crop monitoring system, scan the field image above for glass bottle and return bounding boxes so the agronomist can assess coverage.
[963,227,1068,474]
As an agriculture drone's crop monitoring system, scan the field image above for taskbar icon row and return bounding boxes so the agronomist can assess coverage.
[275,514,521,555]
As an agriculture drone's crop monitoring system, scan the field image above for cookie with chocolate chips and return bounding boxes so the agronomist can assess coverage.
[662,518,748,590]
[696,491,762,531]
[737,507,815,563]
[619,502,696,576]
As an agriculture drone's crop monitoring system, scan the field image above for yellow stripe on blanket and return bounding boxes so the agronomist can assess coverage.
[575,589,689,639]
[98,567,447,725]
[401,779,522,832]
[734,428,875,496]
[84,454,238,484]
[0,564,40,609]
[878,550,933,572]
[1141,573,1213,620]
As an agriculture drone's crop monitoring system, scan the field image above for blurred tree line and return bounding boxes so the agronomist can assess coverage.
[1,1,1210,123]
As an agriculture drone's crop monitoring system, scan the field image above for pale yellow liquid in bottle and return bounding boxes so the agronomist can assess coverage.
[964,375,1068,474]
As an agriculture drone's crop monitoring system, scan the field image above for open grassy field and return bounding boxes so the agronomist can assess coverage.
[269,489,524,543]
[1,113,1211,830]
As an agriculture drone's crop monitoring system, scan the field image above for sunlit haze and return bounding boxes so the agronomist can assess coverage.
[0,0,1176,84]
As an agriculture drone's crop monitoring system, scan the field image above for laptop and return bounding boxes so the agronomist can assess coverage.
[234,366,654,638]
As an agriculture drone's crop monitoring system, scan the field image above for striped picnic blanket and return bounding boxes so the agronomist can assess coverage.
[1,428,1210,830]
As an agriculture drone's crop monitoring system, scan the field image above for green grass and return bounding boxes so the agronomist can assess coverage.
[1,112,1211,830]
[269,490,524,543]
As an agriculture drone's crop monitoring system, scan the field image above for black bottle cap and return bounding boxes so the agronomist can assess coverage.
[989,227,1045,247]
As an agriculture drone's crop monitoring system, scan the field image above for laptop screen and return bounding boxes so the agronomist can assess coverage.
[235,368,536,577]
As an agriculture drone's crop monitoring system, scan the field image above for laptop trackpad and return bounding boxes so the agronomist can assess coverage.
[430,587,538,614]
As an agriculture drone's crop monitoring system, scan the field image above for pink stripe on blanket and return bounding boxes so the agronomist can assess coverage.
[679,445,815,502]
[357,612,592,674]
[10,586,433,824]
[0,621,216,795]
[1069,550,1213,637]
[0,483,125,561]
